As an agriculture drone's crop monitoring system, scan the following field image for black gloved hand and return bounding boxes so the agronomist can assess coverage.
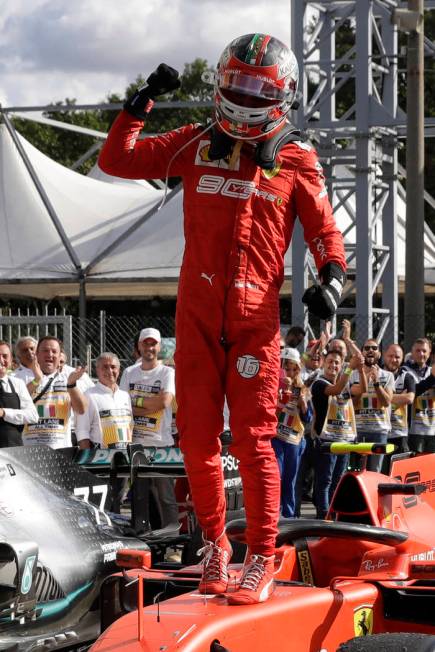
[124,63,180,120]
[302,262,346,320]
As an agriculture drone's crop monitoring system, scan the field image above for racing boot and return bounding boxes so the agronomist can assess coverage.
[227,553,275,605]
[197,532,233,594]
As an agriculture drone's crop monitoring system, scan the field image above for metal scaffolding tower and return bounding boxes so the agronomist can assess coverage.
[290,0,400,344]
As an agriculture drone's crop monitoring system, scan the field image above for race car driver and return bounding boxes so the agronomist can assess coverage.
[99,33,346,605]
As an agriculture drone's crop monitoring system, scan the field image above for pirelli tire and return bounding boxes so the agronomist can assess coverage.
[337,633,435,652]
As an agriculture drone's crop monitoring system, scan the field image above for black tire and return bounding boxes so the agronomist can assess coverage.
[337,633,435,652]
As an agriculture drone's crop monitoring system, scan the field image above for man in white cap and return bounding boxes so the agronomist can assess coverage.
[119,327,179,534]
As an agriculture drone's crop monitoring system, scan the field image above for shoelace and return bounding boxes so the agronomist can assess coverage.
[239,555,268,590]
[197,541,229,581]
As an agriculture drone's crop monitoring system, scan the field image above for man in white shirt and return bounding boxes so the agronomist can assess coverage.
[14,336,38,368]
[14,336,40,393]
[14,336,89,449]
[76,353,133,450]
[350,338,394,471]
[0,341,38,446]
[120,328,175,447]
[120,327,179,533]
[76,352,133,512]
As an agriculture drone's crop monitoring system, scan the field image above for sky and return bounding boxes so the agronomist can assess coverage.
[0,0,292,108]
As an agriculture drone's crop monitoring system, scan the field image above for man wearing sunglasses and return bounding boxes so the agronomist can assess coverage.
[349,339,394,471]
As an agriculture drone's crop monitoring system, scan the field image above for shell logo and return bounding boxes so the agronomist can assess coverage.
[198,143,212,162]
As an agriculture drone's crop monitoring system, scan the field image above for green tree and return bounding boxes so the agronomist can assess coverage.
[12,99,113,175]
[11,58,214,175]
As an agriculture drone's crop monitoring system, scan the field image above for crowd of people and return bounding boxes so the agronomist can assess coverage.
[1,323,434,528]
[0,329,180,532]
[275,322,435,520]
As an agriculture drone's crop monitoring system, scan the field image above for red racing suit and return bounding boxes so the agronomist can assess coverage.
[99,112,346,556]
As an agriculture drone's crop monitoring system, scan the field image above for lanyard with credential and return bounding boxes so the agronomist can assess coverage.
[33,372,59,404]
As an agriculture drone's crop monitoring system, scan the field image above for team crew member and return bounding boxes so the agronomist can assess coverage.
[75,353,133,450]
[99,33,346,604]
[76,353,133,512]
[120,329,175,447]
[13,336,40,394]
[311,350,365,518]
[120,328,179,533]
[0,341,38,447]
[404,338,435,453]
[15,336,88,449]
[382,344,415,456]
[350,339,394,472]
[273,348,309,518]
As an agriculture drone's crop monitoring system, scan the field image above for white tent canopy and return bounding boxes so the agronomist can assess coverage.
[0,122,185,298]
[0,122,434,300]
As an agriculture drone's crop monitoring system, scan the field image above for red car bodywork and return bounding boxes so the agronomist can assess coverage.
[91,450,435,652]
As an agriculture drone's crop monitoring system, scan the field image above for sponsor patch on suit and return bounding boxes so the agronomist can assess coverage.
[194,140,239,170]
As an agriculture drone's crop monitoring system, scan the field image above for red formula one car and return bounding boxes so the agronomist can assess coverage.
[91,445,435,652]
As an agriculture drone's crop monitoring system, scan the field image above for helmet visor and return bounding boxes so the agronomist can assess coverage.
[218,71,292,102]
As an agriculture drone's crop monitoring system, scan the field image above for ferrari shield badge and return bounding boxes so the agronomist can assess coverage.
[353,605,373,637]
[261,163,282,179]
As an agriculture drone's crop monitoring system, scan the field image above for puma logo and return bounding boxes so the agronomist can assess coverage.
[201,272,215,286]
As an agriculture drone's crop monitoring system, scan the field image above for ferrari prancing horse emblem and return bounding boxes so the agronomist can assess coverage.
[353,605,373,637]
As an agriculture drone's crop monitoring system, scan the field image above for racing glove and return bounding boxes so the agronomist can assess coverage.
[124,63,181,120]
[302,262,346,320]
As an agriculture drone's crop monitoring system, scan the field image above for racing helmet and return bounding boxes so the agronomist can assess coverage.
[211,33,299,141]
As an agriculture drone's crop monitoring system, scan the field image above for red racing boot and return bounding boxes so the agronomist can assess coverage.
[227,553,275,605]
[197,532,233,594]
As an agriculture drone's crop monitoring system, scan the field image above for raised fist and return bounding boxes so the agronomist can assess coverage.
[124,63,180,120]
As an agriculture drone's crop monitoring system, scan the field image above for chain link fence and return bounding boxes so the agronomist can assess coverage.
[0,309,175,376]
[1,308,432,376]
[73,313,175,373]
